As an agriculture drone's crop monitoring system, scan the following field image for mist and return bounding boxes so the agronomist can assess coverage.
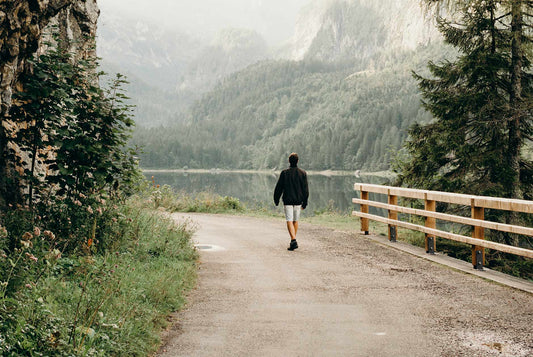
[98,0,312,45]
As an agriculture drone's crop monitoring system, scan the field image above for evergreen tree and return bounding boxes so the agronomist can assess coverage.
[395,0,533,200]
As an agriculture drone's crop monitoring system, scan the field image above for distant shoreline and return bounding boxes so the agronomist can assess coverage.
[142,168,395,178]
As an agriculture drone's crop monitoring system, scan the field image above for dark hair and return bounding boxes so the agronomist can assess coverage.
[289,153,299,166]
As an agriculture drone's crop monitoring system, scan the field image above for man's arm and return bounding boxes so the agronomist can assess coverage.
[302,172,309,209]
[273,171,284,206]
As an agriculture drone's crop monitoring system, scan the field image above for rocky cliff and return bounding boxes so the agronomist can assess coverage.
[0,0,99,117]
[0,0,99,205]
[287,0,440,62]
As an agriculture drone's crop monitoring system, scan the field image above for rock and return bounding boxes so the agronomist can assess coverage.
[0,0,99,205]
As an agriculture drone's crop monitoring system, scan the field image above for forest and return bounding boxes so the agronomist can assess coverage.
[132,44,453,171]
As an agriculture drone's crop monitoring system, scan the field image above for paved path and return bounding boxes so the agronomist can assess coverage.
[158,214,533,357]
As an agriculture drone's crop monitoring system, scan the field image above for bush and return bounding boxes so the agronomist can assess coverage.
[144,182,244,214]
[0,198,198,356]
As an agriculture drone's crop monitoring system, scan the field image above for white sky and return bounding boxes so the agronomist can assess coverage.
[98,0,312,44]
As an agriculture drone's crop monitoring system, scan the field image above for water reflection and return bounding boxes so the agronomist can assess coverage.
[146,170,391,216]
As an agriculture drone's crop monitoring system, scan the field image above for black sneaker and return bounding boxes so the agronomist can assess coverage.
[288,240,298,251]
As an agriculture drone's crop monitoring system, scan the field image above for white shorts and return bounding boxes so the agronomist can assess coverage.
[284,205,302,222]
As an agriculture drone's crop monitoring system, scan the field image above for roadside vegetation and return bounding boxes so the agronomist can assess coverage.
[0,196,197,356]
[0,35,198,356]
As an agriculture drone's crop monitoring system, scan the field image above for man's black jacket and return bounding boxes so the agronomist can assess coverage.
[273,165,309,208]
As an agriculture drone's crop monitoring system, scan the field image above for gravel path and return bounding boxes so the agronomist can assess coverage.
[158,213,533,357]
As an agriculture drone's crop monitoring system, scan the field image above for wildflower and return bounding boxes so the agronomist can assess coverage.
[43,230,56,240]
[96,207,103,215]
[25,284,32,289]
[88,238,93,248]
[33,227,41,237]
[0,226,7,238]
[20,240,32,249]
[45,249,61,261]
[25,252,38,262]
[87,206,93,214]
[112,217,117,223]
[74,200,82,206]
[22,232,33,241]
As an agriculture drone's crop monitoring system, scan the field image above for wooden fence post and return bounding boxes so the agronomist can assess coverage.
[388,190,397,242]
[425,194,436,254]
[361,190,369,235]
[471,201,485,270]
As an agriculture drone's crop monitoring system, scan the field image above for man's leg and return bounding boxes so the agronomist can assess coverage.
[292,206,301,239]
[284,205,298,250]
[284,205,296,240]
[286,221,296,240]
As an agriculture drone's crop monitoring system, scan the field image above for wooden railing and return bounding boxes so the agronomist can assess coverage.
[352,184,533,269]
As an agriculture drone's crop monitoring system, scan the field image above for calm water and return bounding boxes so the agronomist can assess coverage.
[146,171,391,216]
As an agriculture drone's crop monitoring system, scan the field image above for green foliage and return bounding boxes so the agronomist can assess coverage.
[10,33,140,210]
[395,0,533,200]
[145,183,245,213]
[0,198,198,356]
[6,33,142,253]
[0,29,189,356]
[132,44,453,171]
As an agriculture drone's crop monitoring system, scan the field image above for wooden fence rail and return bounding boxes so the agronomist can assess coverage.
[352,183,533,269]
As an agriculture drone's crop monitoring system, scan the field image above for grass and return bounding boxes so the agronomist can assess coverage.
[0,197,198,356]
[148,184,245,214]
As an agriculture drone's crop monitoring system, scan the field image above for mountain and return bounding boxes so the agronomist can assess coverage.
[97,13,201,91]
[132,43,455,171]
[97,13,270,127]
[130,0,452,170]
[283,0,440,62]
[178,28,269,94]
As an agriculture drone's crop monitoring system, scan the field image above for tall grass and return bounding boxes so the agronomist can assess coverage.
[146,183,244,214]
[0,198,198,356]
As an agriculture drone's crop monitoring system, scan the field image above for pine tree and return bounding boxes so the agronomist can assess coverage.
[395,0,533,200]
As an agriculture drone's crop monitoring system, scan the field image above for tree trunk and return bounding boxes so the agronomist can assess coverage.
[508,0,523,200]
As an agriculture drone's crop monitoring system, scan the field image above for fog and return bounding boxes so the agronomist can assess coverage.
[98,0,312,45]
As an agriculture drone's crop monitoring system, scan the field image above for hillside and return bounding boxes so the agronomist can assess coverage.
[132,0,453,171]
[97,14,269,127]
[132,42,455,171]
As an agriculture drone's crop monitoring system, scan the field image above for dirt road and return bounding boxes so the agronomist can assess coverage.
[158,213,532,357]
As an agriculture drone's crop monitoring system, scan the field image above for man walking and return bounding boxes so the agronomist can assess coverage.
[274,153,309,251]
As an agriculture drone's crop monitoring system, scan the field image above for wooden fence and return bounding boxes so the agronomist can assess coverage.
[352,183,533,269]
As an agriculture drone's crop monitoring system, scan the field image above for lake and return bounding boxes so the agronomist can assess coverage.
[145,170,392,216]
